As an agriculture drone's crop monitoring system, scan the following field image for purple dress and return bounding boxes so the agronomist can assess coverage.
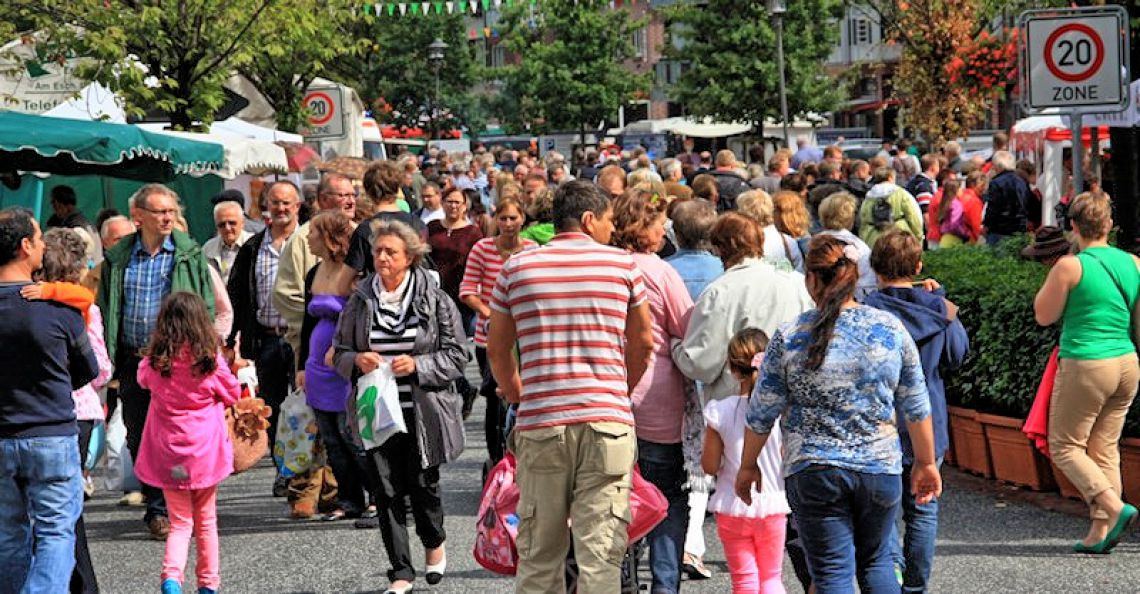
[306,294,351,412]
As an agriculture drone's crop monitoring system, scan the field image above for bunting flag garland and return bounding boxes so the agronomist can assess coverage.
[368,0,632,17]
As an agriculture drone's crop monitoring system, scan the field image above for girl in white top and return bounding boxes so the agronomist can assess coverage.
[702,328,790,594]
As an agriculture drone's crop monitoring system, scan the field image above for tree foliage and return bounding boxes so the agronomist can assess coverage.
[26,0,278,130]
[494,0,649,135]
[666,0,844,130]
[332,11,481,138]
[239,0,363,133]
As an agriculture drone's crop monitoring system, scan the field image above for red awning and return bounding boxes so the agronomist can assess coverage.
[849,99,901,113]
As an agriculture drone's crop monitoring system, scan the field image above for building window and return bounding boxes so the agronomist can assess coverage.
[632,27,648,62]
[491,44,506,68]
[853,18,872,46]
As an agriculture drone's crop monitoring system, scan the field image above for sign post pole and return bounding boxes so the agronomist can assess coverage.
[1070,112,1084,196]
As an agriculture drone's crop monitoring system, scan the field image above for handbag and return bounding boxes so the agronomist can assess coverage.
[227,386,271,474]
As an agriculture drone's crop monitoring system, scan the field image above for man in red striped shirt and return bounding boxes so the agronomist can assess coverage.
[488,179,654,593]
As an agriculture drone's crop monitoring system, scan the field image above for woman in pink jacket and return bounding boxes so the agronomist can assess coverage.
[135,292,241,594]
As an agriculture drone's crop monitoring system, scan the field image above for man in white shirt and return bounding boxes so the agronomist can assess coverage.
[203,201,252,282]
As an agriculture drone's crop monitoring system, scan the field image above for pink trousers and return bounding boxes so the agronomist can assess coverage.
[162,487,220,590]
[715,513,787,594]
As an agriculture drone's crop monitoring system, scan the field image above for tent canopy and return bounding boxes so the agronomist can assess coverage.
[136,124,288,179]
[0,111,224,181]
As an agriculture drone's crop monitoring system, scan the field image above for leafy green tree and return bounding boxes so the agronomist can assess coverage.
[332,11,480,138]
[494,0,649,142]
[666,0,844,135]
[29,0,275,129]
[239,0,364,133]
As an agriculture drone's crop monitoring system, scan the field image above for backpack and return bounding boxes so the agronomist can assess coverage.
[940,198,970,240]
[871,195,896,230]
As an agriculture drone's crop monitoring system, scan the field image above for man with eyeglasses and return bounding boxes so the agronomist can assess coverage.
[96,184,216,540]
[203,201,253,283]
[273,173,358,371]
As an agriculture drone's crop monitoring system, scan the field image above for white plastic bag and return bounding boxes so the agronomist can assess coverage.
[272,386,317,477]
[355,362,406,450]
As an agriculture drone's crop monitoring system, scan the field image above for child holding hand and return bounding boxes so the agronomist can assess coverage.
[702,328,790,594]
[134,292,241,594]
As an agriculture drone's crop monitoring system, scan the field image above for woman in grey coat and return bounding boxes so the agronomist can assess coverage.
[334,219,468,594]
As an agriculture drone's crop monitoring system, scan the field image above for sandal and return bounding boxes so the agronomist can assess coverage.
[321,509,348,522]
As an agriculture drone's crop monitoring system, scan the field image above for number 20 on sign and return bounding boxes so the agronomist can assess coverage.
[1021,6,1129,112]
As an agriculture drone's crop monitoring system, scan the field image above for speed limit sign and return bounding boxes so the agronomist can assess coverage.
[302,85,346,140]
[1021,6,1129,112]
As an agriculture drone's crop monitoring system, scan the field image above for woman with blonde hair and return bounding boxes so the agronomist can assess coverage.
[772,190,812,256]
[1035,191,1140,553]
[737,189,803,272]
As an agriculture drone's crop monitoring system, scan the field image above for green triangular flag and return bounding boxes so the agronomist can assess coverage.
[481,0,489,9]
[387,2,396,14]
[410,1,419,13]
[434,1,442,13]
[363,3,372,14]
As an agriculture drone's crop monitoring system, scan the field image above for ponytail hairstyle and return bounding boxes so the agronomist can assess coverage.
[936,178,961,227]
[727,327,770,395]
[804,235,860,371]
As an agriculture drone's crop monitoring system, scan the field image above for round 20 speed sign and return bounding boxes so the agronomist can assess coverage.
[1021,6,1128,111]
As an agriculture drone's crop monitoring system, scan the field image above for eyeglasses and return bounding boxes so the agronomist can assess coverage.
[444,201,466,207]
[139,206,178,217]
[322,192,358,200]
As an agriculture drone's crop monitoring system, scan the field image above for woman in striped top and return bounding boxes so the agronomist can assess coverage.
[333,219,469,594]
[458,198,537,463]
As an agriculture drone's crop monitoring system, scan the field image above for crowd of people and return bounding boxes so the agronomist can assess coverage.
[0,129,1134,594]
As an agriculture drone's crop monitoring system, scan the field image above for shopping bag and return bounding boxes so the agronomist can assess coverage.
[84,421,106,472]
[354,363,406,450]
[628,465,668,542]
[473,452,520,575]
[272,386,318,477]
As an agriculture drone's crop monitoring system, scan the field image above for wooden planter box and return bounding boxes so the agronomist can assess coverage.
[979,413,1056,491]
[1121,437,1140,505]
[948,406,992,478]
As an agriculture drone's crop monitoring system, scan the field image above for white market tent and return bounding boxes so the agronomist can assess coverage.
[135,123,287,179]
[212,117,303,144]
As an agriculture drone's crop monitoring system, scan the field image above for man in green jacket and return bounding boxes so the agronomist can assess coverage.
[97,184,214,540]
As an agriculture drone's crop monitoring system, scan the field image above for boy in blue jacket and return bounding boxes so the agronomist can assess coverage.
[863,229,969,593]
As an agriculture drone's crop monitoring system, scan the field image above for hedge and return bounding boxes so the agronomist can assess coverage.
[921,236,1140,436]
[921,237,1057,417]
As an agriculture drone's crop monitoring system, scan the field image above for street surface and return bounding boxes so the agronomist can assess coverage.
[87,363,1140,593]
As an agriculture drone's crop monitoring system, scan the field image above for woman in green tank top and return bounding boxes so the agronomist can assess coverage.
[1035,192,1140,554]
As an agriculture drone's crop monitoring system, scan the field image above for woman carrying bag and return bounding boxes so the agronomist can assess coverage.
[333,219,468,594]
[1034,192,1140,554]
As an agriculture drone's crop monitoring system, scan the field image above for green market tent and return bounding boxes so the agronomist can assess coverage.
[0,111,224,181]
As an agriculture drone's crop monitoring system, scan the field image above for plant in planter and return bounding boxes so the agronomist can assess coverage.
[922,239,1058,488]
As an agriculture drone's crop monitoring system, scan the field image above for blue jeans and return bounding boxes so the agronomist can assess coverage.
[786,466,902,594]
[0,435,84,594]
[636,439,688,594]
[893,461,942,593]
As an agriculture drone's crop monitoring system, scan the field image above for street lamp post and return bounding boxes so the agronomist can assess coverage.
[428,38,448,139]
[768,0,790,149]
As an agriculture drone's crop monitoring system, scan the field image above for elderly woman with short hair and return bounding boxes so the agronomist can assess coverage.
[671,212,815,580]
[611,187,694,593]
[665,199,722,301]
[334,219,468,594]
[737,189,803,272]
[817,192,877,299]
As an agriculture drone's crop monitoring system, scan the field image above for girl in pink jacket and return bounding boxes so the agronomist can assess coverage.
[135,292,240,594]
